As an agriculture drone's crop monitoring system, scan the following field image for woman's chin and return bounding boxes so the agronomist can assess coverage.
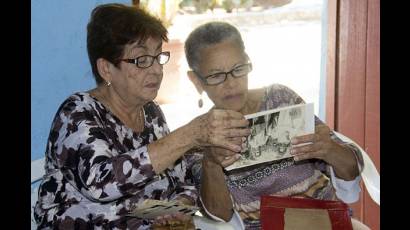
[142,88,160,101]
[218,103,246,113]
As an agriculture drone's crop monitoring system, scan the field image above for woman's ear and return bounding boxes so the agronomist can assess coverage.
[187,70,204,95]
[96,58,113,83]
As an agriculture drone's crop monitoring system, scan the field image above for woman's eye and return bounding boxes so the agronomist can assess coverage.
[209,73,225,79]
[138,57,148,63]
[233,67,246,75]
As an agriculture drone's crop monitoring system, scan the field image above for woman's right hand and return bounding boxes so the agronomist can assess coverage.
[189,109,250,152]
[204,146,242,168]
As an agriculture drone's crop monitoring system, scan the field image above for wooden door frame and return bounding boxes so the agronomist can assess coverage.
[326,0,379,229]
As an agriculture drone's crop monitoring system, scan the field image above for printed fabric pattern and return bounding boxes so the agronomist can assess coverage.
[34,92,197,230]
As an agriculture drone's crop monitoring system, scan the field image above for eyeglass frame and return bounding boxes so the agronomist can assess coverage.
[193,62,253,86]
[120,51,170,69]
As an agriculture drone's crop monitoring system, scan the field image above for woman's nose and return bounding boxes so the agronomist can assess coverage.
[150,59,163,74]
[224,72,237,87]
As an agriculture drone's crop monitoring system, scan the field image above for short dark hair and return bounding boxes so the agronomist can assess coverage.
[87,3,168,84]
[184,22,245,72]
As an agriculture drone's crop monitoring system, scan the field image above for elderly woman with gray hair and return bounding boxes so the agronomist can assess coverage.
[184,21,370,230]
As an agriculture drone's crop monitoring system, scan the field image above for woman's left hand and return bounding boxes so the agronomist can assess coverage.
[290,124,360,180]
[290,124,338,162]
[152,197,194,227]
[153,213,192,226]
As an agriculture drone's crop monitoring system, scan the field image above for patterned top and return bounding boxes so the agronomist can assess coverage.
[34,92,197,230]
[186,84,364,230]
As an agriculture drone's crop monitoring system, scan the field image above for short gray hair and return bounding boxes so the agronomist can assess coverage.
[184,22,245,71]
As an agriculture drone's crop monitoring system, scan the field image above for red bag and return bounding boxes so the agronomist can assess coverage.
[260,195,352,230]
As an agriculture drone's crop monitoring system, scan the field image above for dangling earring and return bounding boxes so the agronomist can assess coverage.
[106,81,111,87]
[198,92,203,108]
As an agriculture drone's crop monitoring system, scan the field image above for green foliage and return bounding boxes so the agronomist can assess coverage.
[139,0,183,27]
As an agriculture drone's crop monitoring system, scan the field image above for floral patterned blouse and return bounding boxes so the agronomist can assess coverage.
[186,84,364,230]
[34,92,197,229]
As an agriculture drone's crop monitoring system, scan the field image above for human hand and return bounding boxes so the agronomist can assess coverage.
[190,109,250,152]
[152,198,195,229]
[290,124,340,162]
[153,213,192,227]
[205,144,243,168]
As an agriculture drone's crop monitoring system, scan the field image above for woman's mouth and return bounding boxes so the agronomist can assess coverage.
[224,93,242,101]
[145,83,159,89]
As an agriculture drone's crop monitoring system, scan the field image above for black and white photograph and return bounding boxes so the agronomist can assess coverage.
[226,103,314,171]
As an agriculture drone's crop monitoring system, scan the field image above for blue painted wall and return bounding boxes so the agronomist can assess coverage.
[31,0,130,161]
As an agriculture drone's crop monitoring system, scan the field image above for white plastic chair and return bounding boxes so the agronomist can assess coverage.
[333,132,380,205]
[31,158,45,230]
[193,216,237,230]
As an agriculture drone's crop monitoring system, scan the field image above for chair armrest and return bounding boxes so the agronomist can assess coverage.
[193,216,237,230]
[333,132,380,205]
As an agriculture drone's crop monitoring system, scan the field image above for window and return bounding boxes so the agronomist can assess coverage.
[155,0,325,130]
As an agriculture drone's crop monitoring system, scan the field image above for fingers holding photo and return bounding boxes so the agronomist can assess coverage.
[205,147,241,167]
[290,124,334,162]
[191,109,250,152]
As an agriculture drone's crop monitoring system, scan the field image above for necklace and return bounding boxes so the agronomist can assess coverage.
[135,107,145,132]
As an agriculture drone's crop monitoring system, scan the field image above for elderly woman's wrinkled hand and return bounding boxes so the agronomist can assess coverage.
[152,213,194,230]
[191,109,250,152]
[205,145,243,167]
[290,124,339,162]
[153,213,191,225]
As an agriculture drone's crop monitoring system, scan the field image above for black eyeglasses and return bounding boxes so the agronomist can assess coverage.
[121,51,170,68]
[194,63,253,85]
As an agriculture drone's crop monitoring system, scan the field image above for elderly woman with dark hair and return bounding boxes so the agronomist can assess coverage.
[184,22,369,230]
[34,5,250,229]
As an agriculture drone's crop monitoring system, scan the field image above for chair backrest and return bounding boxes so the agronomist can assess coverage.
[31,157,45,230]
[32,158,45,184]
[333,132,380,205]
